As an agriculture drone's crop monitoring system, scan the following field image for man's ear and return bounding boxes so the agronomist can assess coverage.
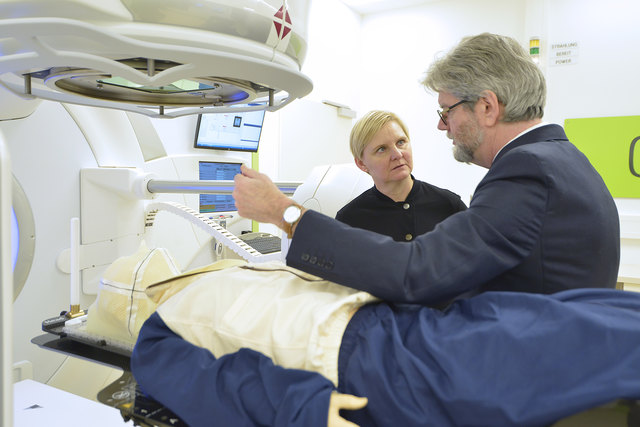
[354,157,369,173]
[477,90,501,126]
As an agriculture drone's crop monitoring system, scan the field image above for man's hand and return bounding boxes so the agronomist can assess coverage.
[232,164,292,225]
[327,392,368,427]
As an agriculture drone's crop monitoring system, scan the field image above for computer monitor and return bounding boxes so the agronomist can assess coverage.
[194,105,266,152]
[198,160,242,214]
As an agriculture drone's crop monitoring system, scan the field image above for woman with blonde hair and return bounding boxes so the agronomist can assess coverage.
[336,110,466,242]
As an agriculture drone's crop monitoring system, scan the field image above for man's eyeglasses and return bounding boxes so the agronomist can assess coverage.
[437,100,469,126]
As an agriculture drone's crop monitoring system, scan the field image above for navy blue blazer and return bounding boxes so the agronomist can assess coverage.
[287,124,620,305]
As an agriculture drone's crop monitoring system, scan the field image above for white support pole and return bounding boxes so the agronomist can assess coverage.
[69,217,81,315]
[0,133,14,427]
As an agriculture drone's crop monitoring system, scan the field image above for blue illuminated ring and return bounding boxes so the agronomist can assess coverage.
[11,175,35,301]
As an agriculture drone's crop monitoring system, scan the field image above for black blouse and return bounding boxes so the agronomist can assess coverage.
[335,177,467,242]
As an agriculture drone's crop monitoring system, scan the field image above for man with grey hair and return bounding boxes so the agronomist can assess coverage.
[233,32,620,305]
[423,32,546,166]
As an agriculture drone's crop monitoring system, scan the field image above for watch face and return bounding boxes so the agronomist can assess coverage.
[284,205,301,223]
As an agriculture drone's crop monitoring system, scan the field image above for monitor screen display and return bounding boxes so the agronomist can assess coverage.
[198,161,242,213]
[194,106,266,152]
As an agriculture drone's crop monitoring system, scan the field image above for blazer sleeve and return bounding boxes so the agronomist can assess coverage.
[131,312,335,427]
[286,150,548,305]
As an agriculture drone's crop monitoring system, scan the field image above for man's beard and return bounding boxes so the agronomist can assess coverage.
[452,119,483,163]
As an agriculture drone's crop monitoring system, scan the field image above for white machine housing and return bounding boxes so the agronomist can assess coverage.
[292,163,373,218]
[0,0,313,118]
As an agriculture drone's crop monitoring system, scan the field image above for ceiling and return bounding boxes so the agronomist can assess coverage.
[339,0,440,15]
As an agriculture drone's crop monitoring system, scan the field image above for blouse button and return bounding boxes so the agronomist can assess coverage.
[405,234,413,241]
[403,203,410,210]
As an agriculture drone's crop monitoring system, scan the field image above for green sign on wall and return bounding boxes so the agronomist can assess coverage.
[565,116,640,198]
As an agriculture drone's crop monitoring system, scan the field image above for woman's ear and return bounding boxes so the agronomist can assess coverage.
[354,157,369,173]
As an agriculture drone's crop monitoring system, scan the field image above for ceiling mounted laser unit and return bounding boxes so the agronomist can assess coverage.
[0,0,313,117]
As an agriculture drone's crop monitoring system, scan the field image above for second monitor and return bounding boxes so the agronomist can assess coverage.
[194,106,266,152]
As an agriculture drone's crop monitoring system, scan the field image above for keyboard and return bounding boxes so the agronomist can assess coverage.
[239,232,282,254]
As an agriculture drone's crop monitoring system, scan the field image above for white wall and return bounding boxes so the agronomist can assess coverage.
[302,0,362,110]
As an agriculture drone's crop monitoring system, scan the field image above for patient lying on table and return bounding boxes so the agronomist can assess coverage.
[123,247,640,427]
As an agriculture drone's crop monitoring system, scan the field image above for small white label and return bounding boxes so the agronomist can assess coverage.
[549,41,579,66]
